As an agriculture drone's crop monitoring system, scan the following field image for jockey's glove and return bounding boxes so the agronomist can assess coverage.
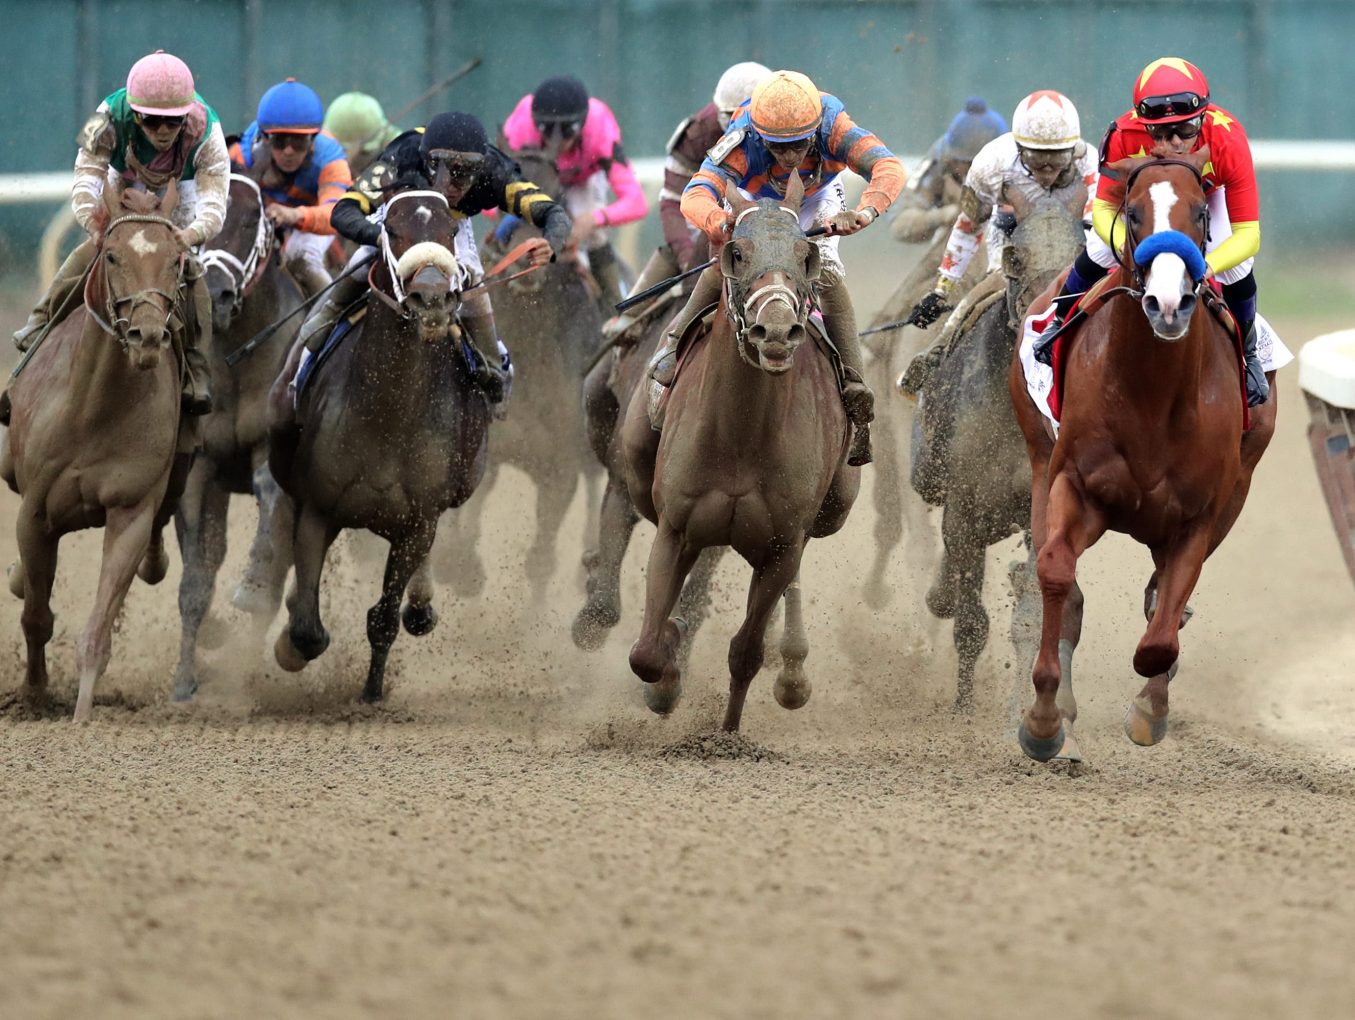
[906,288,953,329]
[993,208,1017,236]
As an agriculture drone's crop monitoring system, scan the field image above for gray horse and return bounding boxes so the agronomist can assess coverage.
[910,185,1087,710]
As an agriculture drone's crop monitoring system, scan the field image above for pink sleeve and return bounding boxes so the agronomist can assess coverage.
[583,100,648,226]
[501,94,540,151]
[599,158,648,226]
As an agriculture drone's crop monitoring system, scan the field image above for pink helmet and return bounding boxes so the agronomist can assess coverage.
[126,50,196,116]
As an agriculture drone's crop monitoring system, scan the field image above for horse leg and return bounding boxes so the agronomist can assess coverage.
[365,524,437,702]
[15,508,58,705]
[278,501,339,670]
[138,452,191,586]
[628,521,700,715]
[772,572,812,710]
[944,518,988,715]
[572,470,639,651]
[1021,473,1104,761]
[525,468,579,603]
[926,545,960,620]
[431,464,493,595]
[74,504,156,723]
[725,542,804,732]
[1126,529,1210,745]
[172,464,230,701]
[674,546,724,669]
[400,549,438,637]
[234,456,294,624]
[864,410,902,610]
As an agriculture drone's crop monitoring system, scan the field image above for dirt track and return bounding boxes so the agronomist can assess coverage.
[3,277,1355,1016]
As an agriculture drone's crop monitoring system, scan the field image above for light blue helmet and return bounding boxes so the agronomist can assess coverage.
[942,97,1008,162]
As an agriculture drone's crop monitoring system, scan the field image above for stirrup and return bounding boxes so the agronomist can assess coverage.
[1033,316,1064,367]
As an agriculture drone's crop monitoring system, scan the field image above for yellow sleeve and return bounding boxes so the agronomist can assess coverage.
[1205,220,1260,276]
[1092,198,1122,253]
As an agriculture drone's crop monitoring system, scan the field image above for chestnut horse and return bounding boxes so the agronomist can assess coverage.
[620,173,860,731]
[270,190,492,702]
[1010,148,1277,760]
[1,185,184,721]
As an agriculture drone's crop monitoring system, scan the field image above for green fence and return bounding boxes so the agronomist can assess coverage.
[2,0,1352,263]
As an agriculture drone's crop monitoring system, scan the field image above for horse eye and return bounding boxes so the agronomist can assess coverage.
[106,252,119,266]
[732,248,743,262]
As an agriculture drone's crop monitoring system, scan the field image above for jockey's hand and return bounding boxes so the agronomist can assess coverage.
[993,206,1018,236]
[172,227,198,252]
[905,289,952,329]
[569,214,596,247]
[701,209,734,245]
[86,204,110,241]
[522,237,554,267]
[266,204,304,228]
[826,207,878,237]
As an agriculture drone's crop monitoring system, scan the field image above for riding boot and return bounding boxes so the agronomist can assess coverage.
[602,245,677,341]
[1222,275,1268,407]
[817,271,875,467]
[587,241,625,316]
[13,239,97,351]
[179,255,214,416]
[460,309,510,410]
[648,265,722,387]
[298,269,368,355]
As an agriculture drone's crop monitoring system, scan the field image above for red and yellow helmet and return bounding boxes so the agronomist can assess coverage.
[1133,57,1210,124]
[749,70,822,143]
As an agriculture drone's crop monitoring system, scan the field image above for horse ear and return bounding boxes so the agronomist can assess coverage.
[719,237,743,279]
[801,239,822,284]
[726,186,753,220]
[782,168,805,214]
[159,178,179,219]
[102,182,120,218]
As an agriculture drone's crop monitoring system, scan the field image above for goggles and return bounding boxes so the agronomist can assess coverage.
[1018,147,1074,174]
[136,113,186,130]
[424,148,484,184]
[1136,91,1207,122]
[1145,116,1203,141]
[535,119,581,141]
[267,132,314,152]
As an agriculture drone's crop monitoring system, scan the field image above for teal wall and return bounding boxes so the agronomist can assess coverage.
[1,0,1352,262]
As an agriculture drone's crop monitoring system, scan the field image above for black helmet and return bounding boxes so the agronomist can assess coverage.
[531,76,589,123]
[421,111,489,157]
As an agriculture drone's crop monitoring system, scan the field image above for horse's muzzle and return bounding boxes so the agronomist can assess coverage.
[746,322,807,374]
[125,328,167,370]
[1142,291,1198,342]
[405,266,455,342]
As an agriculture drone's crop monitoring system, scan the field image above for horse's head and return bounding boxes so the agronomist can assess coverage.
[375,189,464,342]
[1113,147,1212,341]
[200,167,273,332]
[95,182,184,371]
[720,172,820,374]
[1002,183,1089,319]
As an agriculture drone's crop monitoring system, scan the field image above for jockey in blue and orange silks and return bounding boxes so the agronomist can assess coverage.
[231,78,352,300]
[653,69,907,466]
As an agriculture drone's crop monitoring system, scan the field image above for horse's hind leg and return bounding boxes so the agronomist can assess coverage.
[364,522,437,702]
[674,546,724,669]
[172,465,230,701]
[944,518,988,715]
[278,501,339,670]
[75,504,156,723]
[864,411,903,610]
[139,452,191,585]
[772,572,812,711]
[573,469,640,651]
[16,508,58,704]
[725,541,804,732]
[526,467,580,602]
[629,521,700,715]
[234,455,294,624]
[401,548,438,637]
[431,465,493,596]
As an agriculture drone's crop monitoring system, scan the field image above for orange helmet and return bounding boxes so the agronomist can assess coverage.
[1133,57,1210,124]
[749,70,822,142]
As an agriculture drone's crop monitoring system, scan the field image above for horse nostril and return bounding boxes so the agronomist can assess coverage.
[747,324,767,343]
[786,324,807,346]
[1143,296,1161,317]
[1179,293,1197,316]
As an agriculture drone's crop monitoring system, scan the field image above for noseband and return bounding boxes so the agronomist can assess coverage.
[87,214,184,347]
[369,190,465,319]
[199,173,274,318]
[1114,157,1209,291]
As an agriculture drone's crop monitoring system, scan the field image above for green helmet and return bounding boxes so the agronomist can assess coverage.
[323,92,390,152]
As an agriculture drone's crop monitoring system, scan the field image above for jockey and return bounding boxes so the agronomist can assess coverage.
[601,60,772,340]
[285,111,571,414]
[231,79,353,300]
[323,92,402,177]
[11,50,226,415]
[890,97,1007,244]
[657,69,907,466]
[1033,57,1269,407]
[900,90,1096,394]
[501,75,649,311]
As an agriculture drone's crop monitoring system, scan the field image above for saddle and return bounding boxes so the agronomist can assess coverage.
[294,299,368,401]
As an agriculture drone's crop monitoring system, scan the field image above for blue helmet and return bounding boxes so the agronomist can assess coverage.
[942,97,1008,162]
[257,78,324,134]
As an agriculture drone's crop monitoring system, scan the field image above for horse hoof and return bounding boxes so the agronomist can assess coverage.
[773,673,811,710]
[1018,718,1066,762]
[926,581,956,620]
[172,678,199,703]
[7,559,24,599]
[232,580,276,618]
[274,629,308,673]
[1053,725,1085,763]
[137,547,169,586]
[401,602,438,637]
[862,578,892,611]
[1124,698,1169,746]
[643,677,682,715]
[195,613,230,651]
[571,601,619,652]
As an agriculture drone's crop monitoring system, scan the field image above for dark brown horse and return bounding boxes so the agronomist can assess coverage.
[1010,149,1277,760]
[433,148,601,602]
[172,169,302,700]
[271,189,492,701]
[1,185,184,721]
[620,173,860,730]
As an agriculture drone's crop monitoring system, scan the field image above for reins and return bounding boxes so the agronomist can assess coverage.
[199,173,274,315]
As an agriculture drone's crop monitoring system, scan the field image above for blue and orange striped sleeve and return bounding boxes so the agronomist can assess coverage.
[682,147,747,240]
[825,107,906,214]
[296,138,352,235]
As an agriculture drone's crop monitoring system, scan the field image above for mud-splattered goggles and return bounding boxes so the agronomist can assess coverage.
[136,113,186,130]
[424,149,483,185]
[534,119,582,141]
[1017,147,1074,173]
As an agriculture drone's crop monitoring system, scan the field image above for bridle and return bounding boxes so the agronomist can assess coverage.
[724,204,810,364]
[368,190,466,318]
[1112,157,1209,290]
[199,173,274,318]
[86,214,183,347]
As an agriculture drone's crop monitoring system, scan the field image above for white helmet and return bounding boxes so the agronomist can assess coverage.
[714,61,773,127]
[1011,90,1081,150]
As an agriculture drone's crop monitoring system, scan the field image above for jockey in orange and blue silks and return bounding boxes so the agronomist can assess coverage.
[230,78,353,299]
[653,70,906,466]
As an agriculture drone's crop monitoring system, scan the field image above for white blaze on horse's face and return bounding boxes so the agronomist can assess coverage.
[1140,179,1194,340]
[127,229,160,256]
